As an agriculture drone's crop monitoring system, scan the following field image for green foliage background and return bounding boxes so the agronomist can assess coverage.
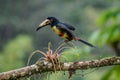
[0,0,120,80]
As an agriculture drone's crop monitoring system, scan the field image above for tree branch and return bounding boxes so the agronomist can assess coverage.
[0,56,120,80]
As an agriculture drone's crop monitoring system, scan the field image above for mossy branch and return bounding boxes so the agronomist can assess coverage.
[0,56,120,80]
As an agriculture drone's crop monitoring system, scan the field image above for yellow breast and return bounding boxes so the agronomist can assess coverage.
[52,26,68,39]
[52,26,61,35]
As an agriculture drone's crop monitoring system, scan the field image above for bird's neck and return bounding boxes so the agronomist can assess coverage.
[50,21,59,26]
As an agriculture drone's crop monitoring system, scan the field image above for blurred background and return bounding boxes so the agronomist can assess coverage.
[0,0,120,80]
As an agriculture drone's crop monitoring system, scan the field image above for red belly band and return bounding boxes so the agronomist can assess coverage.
[59,33,64,37]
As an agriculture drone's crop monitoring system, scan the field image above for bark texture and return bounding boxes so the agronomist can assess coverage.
[0,57,120,80]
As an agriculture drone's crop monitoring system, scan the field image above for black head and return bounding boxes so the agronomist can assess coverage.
[47,17,59,23]
[36,17,59,31]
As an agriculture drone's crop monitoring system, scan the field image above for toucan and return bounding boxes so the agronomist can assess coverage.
[36,17,95,47]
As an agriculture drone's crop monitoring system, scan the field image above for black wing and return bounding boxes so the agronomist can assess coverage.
[57,23,76,39]
[60,22,75,31]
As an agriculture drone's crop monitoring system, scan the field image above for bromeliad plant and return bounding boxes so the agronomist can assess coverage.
[27,42,67,65]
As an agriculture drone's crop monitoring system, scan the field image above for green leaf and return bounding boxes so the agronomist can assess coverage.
[111,26,120,42]
[101,66,120,80]
[97,8,120,26]
[97,10,112,26]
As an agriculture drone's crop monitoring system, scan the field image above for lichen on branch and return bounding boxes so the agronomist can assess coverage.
[0,57,120,80]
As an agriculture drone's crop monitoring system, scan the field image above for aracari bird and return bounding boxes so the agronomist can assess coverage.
[36,17,95,47]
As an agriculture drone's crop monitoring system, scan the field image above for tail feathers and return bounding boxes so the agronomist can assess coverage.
[75,37,95,47]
